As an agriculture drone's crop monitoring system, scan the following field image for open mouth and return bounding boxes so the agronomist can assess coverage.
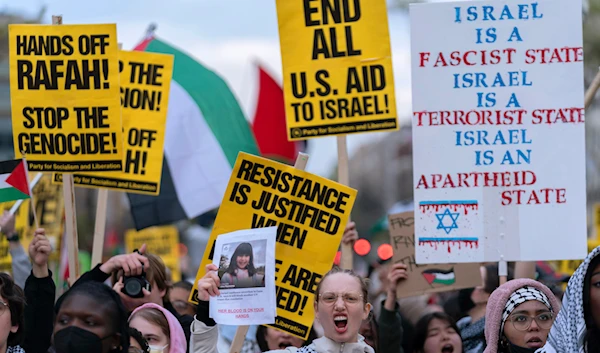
[526,337,544,348]
[334,315,348,333]
[278,341,293,349]
[441,344,454,353]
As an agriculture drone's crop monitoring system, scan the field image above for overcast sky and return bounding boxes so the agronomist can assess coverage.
[2,0,414,177]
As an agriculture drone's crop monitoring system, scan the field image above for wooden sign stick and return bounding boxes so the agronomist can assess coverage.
[337,136,353,270]
[228,152,310,353]
[53,15,79,285]
[91,43,121,268]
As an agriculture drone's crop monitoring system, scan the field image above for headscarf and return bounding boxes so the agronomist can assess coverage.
[538,245,600,353]
[501,286,553,333]
[130,303,187,353]
[483,279,560,353]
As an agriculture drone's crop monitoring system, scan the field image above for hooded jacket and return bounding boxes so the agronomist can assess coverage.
[131,303,187,353]
[537,246,600,353]
[483,279,560,353]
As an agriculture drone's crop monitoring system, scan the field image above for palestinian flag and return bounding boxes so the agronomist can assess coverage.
[0,159,31,203]
[126,31,260,230]
[422,268,456,286]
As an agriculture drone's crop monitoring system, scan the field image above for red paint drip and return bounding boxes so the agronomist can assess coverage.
[418,240,479,254]
[419,203,478,215]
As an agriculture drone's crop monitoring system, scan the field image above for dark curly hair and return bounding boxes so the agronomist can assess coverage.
[0,273,25,347]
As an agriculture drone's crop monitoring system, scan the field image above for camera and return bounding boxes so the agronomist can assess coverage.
[121,250,152,298]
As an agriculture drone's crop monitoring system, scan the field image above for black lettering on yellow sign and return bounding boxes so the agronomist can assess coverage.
[17,59,110,90]
[235,160,350,213]
[251,214,307,249]
[18,105,118,155]
[124,128,157,176]
[281,264,322,293]
[118,61,165,112]
[303,0,362,59]
[16,34,110,56]
[276,285,310,316]
[15,34,112,90]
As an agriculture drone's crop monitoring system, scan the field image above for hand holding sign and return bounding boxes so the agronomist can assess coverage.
[341,221,358,245]
[29,228,51,278]
[197,264,221,301]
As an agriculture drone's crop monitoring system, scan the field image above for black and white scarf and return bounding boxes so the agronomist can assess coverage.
[7,346,25,353]
[535,245,600,353]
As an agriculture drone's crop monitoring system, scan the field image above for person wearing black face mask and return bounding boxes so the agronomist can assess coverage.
[52,281,130,353]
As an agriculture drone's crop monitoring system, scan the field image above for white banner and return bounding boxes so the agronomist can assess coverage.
[410,0,587,263]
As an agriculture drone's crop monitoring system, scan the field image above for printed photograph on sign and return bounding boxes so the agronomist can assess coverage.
[410,0,587,263]
[8,24,123,172]
[218,240,267,290]
[209,227,277,326]
[275,0,398,140]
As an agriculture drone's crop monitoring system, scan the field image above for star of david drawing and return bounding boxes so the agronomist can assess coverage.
[435,208,459,234]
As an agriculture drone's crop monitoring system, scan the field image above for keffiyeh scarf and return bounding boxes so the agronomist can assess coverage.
[536,246,600,353]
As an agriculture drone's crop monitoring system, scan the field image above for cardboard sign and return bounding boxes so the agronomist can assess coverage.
[389,211,481,298]
[125,225,181,282]
[189,152,357,339]
[9,24,123,172]
[275,0,398,140]
[410,0,586,263]
[54,50,174,194]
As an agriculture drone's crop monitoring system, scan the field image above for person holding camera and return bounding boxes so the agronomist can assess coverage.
[69,245,215,353]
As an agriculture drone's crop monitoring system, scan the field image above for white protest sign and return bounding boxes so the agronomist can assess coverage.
[410,0,587,264]
[209,227,277,325]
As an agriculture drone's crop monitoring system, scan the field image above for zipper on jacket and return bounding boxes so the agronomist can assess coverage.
[339,342,345,353]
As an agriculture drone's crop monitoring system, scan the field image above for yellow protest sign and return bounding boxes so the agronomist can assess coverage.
[189,152,357,339]
[9,24,123,172]
[0,199,31,275]
[125,226,181,282]
[30,174,64,261]
[275,0,398,140]
[54,50,174,194]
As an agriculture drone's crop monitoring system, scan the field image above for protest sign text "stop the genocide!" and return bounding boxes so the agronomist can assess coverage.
[275,0,398,140]
[9,24,122,172]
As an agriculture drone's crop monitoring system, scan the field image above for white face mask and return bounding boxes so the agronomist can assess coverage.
[149,344,168,353]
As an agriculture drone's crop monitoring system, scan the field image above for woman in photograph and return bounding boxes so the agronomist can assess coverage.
[221,243,264,289]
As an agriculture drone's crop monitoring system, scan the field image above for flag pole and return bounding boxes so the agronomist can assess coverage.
[9,172,43,215]
[53,14,80,284]
[20,153,39,229]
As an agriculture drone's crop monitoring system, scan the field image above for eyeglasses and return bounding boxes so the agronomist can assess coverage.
[508,312,554,331]
[172,300,195,313]
[318,292,363,305]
